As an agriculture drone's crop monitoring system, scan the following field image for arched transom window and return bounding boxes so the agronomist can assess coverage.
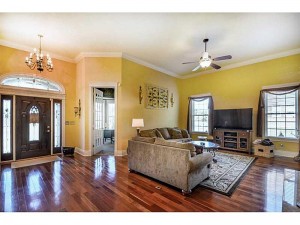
[1,75,63,92]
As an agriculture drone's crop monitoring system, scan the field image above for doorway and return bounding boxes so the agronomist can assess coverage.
[92,87,115,155]
[0,74,65,163]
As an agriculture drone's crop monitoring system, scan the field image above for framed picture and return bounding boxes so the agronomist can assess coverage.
[146,84,168,109]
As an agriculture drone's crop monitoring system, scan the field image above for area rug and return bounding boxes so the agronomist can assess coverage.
[200,152,256,196]
[11,155,62,169]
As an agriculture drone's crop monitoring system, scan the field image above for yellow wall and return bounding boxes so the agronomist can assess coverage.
[76,57,122,152]
[178,54,300,153]
[76,58,179,153]
[119,59,179,150]
[1,44,298,155]
[0,45,78,147]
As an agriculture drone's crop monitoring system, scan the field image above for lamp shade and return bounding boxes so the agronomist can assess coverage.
[132,118,144,128]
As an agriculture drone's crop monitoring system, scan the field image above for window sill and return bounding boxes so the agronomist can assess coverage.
[264,137,299,143]
[191,132,209,135]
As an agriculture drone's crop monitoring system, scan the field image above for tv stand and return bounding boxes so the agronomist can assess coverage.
[213,129,252,154]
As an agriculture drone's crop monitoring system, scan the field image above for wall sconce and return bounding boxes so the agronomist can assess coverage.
[170,93,174,107]
[74,99,81,118]
[139,85,143,104]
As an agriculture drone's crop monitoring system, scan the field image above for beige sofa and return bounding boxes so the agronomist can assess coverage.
[127,137,213,194]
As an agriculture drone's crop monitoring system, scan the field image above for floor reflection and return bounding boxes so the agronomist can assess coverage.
[28,170,42,195]
[53,161,62,205]
[93,156,116,181]
[264,170,284,212]
[94,157,104,179]
[2,169,13,212]
[282,169,300,212]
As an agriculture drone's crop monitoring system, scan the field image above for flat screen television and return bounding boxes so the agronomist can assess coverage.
[213,108,253,130]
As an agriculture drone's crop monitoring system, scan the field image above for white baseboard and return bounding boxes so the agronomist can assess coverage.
[274,150,298,158]
[115,149,127,156]
[75,147,92,156]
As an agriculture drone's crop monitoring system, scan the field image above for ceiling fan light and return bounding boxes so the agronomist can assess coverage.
[200,58,212,68]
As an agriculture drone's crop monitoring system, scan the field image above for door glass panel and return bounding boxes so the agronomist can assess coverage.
[54,103,61,147]
[2,99,12,154]
[29,106,39,141]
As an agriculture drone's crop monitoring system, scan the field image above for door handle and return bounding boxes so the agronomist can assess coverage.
[46,130,50,133]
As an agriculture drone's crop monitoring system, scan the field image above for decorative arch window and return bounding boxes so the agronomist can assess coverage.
[29,106,40,141]
[0,75,63,92]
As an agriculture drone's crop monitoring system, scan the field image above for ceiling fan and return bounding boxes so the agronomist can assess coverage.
[182,38,232,71]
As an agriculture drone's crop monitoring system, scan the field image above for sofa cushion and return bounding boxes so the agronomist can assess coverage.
[168,128,183,139]
[157,128,171,139]
[181,129,190,138]
[154,138,196,157]
[139,129,157,138]
[132,136,156,144]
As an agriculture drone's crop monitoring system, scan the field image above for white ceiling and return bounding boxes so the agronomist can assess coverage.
[0,13,299,78]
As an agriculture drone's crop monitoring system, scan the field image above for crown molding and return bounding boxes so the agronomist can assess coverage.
[75,52,123,62]
[0,39,75,63]
[2,38,299,80]
[122,53,179,78]
[180,48,300,79]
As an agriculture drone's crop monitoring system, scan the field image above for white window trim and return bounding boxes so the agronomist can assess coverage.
[263,90,299,141]
[190,98,210,134]
[262,82,300,90]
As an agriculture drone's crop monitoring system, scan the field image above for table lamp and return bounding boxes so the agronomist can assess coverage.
[132,118,144,135]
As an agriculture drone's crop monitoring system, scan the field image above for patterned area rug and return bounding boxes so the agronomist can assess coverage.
[200,152,256,196]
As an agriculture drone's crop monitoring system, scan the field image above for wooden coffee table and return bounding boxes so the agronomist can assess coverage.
[191,141,220,163]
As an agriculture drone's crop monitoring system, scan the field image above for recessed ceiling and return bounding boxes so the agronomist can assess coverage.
[0,13,299,78]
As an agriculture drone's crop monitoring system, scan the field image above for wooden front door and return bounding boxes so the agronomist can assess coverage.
[16,96,51,160]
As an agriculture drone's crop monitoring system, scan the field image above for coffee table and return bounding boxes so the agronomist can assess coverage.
[191,141,220,163]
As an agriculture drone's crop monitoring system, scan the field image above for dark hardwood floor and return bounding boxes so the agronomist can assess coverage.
[0,151,299,212]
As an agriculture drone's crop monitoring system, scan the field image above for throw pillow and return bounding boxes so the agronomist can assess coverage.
[168,128,183,139]
[181,129,190,138]
[155,129,164,138]
[157,128,171,139]
[139,129,157,138]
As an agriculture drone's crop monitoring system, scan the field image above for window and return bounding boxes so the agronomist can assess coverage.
[2,99,12,154]
[29,106,40,141]
[265,90,298,139]
[54,102,61,148]
[190,98,211,133]
[1,75,63,92]
[107,101,115,129]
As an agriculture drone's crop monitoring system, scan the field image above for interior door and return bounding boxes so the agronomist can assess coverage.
[16,96,51,159]
[93,88,104,154]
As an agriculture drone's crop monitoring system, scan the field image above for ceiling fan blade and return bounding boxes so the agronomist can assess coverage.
[210,63,221,70]
[213,55,232,61]
[192,64,202,72]
[182,61,197,64]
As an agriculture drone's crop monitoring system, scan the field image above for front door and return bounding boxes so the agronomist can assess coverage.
[16,96,51,160]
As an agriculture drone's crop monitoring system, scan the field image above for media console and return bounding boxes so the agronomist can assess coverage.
[213,129,252,154]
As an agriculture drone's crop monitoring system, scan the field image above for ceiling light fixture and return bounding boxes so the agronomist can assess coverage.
[199,52,212,68]
[25,34,53,72]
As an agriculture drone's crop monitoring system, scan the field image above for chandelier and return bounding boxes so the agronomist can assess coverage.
[25,34,53,72]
